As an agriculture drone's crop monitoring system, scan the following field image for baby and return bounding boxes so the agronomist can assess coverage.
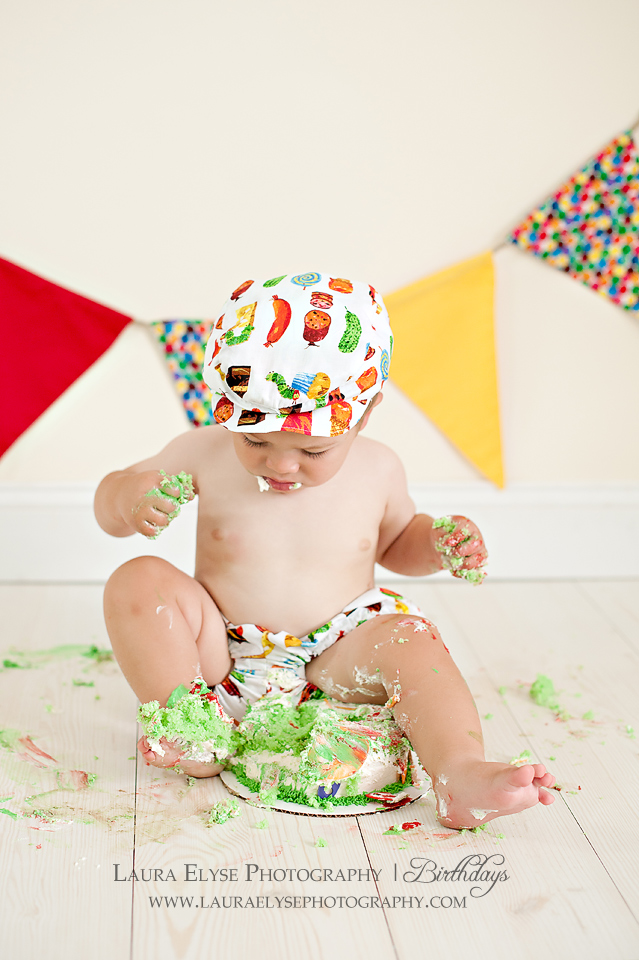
[95,272,555,829]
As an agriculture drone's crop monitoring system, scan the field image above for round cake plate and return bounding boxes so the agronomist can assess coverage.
[220,770,428,817]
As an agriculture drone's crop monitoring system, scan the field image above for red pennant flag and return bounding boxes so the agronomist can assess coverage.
[0,257,132,456]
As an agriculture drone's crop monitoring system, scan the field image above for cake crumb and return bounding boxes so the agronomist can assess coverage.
[206,799,241,826]
[510,749,532,767]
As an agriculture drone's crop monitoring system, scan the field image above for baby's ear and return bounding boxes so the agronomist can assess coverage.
[358,392,384,430]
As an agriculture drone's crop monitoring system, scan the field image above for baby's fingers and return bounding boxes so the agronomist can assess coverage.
[144,491,182,519]
[462,548,488,569]
[131,502,173,538]
[157,471,195,505]
[451,537,483,559]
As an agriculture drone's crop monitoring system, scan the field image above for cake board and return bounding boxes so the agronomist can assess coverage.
[220,770,429,817]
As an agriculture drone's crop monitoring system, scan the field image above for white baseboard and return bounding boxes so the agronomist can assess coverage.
[1,482,638,582]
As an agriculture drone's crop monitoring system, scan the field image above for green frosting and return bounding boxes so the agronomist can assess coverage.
[207,799,241,825]
[529,674,569,719]
[229,698,414,810]
[510,749,532,766]
[432,515,487,584]
[83,645,114,663]
[158,471,194,503]
[432,516,457,534]
[137,682,237,761]
[236,698,322,758]
[138,686,416,811]
[141,472,195,538]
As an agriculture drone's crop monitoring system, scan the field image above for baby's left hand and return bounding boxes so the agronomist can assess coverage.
[431,515,488,584]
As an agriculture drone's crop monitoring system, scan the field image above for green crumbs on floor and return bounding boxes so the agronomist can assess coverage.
[383,825,403,835]
[510,749,532,766]
[72,679,95,687]
[484,713,493,720]
[582,710,594,720]
[549,756,556,761]
[529,674,570,720]
[315,837,327,847]
[206,799,241,826]
[498,686,506,696]
[83,645,114,663]
[253,819,268,829]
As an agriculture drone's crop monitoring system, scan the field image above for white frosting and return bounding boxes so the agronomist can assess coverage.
[469,808,498,820]
[257,476,270,492]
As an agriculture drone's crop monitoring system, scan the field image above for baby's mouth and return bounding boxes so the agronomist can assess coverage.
[257,476,302,492]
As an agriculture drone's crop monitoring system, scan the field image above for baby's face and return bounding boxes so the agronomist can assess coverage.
[230,428,359,493]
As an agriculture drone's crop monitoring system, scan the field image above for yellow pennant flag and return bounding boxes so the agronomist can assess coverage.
[385,252,504,487]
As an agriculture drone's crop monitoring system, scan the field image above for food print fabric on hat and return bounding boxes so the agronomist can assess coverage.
[202,272,393,436]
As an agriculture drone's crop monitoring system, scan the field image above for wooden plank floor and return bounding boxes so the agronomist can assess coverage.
[0,580,638,960]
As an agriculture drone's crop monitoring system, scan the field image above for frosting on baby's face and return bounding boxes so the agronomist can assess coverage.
[231,428,359,493]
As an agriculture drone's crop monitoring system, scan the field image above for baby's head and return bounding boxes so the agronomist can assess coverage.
[202,272,393,492]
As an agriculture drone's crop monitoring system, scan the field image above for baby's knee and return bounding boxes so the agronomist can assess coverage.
[104,556,175,610]
[385,614,442,643]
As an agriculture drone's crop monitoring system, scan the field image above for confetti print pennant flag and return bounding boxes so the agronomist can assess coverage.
[510,130,639,311]
[386,252,504,487]
[150,320,215,427]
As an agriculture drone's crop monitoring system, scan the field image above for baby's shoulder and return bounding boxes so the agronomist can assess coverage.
[352,435,406,475]
[126,424,230,479]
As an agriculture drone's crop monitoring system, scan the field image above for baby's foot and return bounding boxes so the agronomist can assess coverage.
[434,759,555,829]
[137,736,224,779]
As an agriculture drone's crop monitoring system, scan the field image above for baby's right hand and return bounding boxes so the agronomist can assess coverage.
[125,470,195,539]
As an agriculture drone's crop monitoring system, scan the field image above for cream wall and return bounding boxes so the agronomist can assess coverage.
[1,0,639,484]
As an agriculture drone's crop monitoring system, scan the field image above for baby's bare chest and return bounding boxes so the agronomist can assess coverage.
[196,485,383,570]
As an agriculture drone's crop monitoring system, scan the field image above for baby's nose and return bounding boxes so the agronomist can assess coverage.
[265,451,300,475]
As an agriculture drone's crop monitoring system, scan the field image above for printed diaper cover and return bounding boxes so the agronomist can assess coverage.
[202,273,393,437]
[212,587,424,720]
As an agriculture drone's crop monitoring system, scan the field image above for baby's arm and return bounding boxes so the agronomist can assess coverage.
[94,431,198,539]
[376,451,487,580]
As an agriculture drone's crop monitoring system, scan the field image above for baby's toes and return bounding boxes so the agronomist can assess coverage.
[538,788,555,805]
[534,771,555,789]
[137,735,155,760]
[531,763,548,779]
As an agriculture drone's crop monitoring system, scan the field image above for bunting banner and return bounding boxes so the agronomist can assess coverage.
[509,130,639,311]
[149,320,214,427]
[0,257,132,457]
[385,252,504,488]
[2,123,637,483]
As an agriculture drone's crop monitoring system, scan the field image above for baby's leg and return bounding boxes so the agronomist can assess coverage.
[104,556,232,777]
[306,614,555,829]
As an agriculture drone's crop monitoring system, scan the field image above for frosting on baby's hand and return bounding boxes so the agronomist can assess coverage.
[132,470,195,539]
[432,515,487,584]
